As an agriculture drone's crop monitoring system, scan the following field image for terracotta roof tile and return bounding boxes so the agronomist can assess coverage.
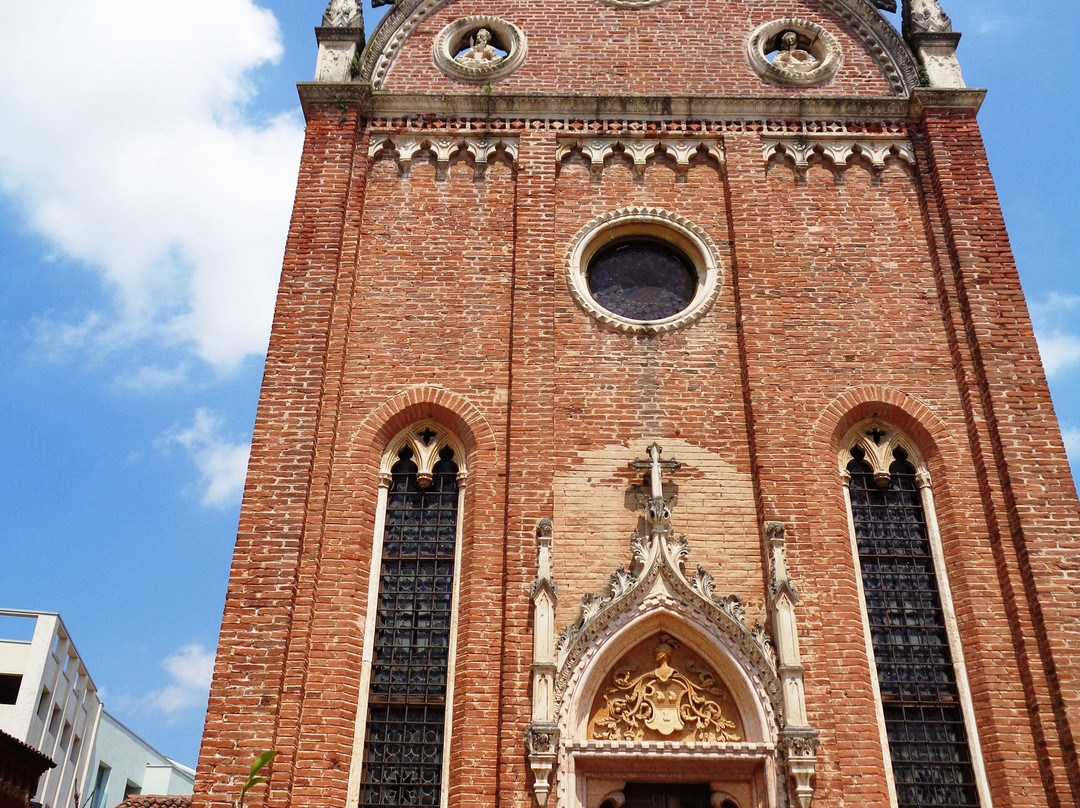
[0,729,55,771]
[117,796,193,808]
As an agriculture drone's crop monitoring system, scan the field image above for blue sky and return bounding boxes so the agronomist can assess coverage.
[0,0,1076,771]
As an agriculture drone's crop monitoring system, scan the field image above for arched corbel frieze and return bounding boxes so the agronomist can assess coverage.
[369,133,518,179]
[555,138,724,182]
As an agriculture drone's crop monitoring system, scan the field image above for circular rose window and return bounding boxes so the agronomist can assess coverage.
[587,240,697,322]
[565,207,723,335]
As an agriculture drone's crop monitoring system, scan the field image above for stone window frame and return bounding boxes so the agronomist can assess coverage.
[432,15,528,84]
[746,18,843,87]
[564,207,723,336]
[837,418,993,808]
[345,420,469,808]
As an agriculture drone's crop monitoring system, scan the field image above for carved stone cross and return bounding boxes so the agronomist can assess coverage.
[631,443,680,497]
[630,443,681,534]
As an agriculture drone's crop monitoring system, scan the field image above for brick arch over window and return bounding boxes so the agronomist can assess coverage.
[812,385,964,518]
[814,384,956,459]
[357,385,499,462]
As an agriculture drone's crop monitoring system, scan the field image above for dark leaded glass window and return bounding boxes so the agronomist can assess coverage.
[848,447,978,808]
[587,240,697,322]
[360,446,460,808]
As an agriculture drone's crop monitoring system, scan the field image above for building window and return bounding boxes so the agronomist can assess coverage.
[587,239,698,322]
[91,764,111,808]
[564,207,723,335]
[353,422,467,808]
[841,420,987,807]
[0,674,22,704]
[36,686,51,718]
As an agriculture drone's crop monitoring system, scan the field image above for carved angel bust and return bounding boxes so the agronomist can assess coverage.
[455,28,501,67]
[772,31,820,74]
[322,0,362,27]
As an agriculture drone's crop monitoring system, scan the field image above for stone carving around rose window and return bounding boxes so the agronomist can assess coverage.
[433,16,527,83]
[563,207,723,336]
[590,635,742,743]
[747,19,843,87]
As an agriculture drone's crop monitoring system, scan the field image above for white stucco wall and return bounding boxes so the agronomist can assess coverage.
[88,712,194,808]
[0,610,103,808]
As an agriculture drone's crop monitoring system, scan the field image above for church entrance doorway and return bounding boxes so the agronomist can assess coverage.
[620,783,714,808]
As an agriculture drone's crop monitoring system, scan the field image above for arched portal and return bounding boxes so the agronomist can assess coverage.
[526,493,814,808]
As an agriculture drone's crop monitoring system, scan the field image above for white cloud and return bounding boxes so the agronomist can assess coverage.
[145,644,215,716]
[1036,333,1080,378]
[112,363,193,392]
[160,409,251,506]
[0,0,304,372]
[1030,294,1080,378]
[1064,428,1080,470]
[1030,293,1080,319]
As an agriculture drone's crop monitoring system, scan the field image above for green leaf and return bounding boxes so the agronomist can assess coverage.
[236,750,277,808]
[249,750,277,779]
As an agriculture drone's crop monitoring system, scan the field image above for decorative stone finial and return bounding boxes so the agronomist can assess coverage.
[322,0,362,27]
[903,0,952,36]
[902,0,965,88]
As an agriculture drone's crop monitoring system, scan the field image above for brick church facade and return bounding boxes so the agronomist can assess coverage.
[193,1,1080,806]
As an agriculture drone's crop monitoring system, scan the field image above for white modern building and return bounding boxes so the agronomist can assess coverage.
[0,610,193,808]
[87,713,195,808]
[0,611,102,808]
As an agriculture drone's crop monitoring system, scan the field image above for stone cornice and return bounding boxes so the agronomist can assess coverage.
[911,87,986,113]
[298,84,986,123]
[315,25,365,43]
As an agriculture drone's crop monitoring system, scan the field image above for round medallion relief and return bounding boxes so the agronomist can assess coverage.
[433,16,527,83]
[747,19,843,87]
[565,208,722,335]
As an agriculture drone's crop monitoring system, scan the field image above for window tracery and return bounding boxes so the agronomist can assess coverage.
[839,419,989,808]
[349,422,468,808]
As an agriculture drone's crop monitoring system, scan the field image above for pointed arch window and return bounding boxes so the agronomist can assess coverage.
[839,421,990,808]
[349,422,467,808]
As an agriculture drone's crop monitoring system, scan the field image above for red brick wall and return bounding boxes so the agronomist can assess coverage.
[194,6,1080,808]
[384,0,897,98]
